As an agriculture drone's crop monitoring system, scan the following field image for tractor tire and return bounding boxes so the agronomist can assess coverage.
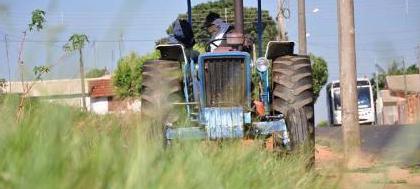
[272,55,314,152]
[141,59,183,126]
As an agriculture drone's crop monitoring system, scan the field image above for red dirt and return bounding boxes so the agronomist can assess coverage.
[316,144,420,188]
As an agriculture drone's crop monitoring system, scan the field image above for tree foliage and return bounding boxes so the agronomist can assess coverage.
[29,9,46,31]
[63,34,89,52]
[86,68,108,78]
[310,54,329,103]
[33,65,51,80]
[168,0,277,54]
[112,52,160,98]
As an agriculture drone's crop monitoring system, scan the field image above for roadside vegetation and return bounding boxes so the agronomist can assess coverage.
[371,60,419,97]
[85,68,108,78]
[310,54,329,103]
[0,95,335,188]
[316,120,329,128]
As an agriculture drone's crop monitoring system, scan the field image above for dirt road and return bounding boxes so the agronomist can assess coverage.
[316,125,420,188]
[316,125,420,164]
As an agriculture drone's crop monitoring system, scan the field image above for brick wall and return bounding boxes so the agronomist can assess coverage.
[390,91,420,124]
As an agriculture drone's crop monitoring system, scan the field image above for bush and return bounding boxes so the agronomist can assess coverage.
[112,51,159,97]
[85,68,107,78]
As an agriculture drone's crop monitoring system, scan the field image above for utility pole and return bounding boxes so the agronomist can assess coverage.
[277,0,287,41]
[298,0,307,55]
[60,11,64,25]
[79,48,87,111]
[337,0,361,168]
[93,41,97,68]
[402,57,407,96]
[4,34,11,92]
[119,33,123,59]
[374,57,379,96]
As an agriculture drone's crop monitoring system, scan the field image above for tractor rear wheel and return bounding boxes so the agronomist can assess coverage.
[272,55,314,154]
[141,60,183,138]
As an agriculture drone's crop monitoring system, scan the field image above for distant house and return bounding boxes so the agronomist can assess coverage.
[88,77,114,114]
[377,74,420,125]
[88,77,141,114]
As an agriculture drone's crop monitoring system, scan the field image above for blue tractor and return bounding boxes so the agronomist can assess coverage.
[141,0,314,151]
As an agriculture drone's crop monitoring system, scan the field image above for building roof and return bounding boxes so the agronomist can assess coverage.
[385,74,420,93]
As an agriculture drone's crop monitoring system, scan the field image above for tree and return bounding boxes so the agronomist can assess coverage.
[16,9,48,121]
[406,64,419,74]
[168,0,277,55]
[86,68,107,78]
[113,51,160,98]
[310,54,329,103]
[63,34,89,111]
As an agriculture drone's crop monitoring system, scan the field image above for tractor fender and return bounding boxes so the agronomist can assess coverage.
[156,44,188,63]
[264,41,295,60]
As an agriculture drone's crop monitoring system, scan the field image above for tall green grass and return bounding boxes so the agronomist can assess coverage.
[0,96,335,189]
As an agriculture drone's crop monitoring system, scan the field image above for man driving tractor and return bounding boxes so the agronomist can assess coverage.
[203,12,234,51]
[203,12,252,52]
[143,0,314,163]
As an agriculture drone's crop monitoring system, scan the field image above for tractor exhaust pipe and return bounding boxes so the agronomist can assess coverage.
[234,0,244,35]
[227,0,244,49]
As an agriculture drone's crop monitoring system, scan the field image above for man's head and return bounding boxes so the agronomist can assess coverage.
[204,12,221,35]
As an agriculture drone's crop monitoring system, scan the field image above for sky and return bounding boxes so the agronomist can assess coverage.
[0,0,419,123]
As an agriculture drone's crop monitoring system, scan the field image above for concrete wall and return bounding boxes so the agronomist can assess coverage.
[90,97,109,115]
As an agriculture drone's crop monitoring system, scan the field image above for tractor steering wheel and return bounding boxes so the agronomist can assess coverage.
[205,38,227,52]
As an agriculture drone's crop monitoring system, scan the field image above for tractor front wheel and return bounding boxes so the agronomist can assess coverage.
[272,55,314,155]
[141,59,183,139]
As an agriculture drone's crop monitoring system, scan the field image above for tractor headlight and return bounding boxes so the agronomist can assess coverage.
[256,57,269,72]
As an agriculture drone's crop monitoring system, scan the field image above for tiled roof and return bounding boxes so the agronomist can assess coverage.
[88,78,114,97]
